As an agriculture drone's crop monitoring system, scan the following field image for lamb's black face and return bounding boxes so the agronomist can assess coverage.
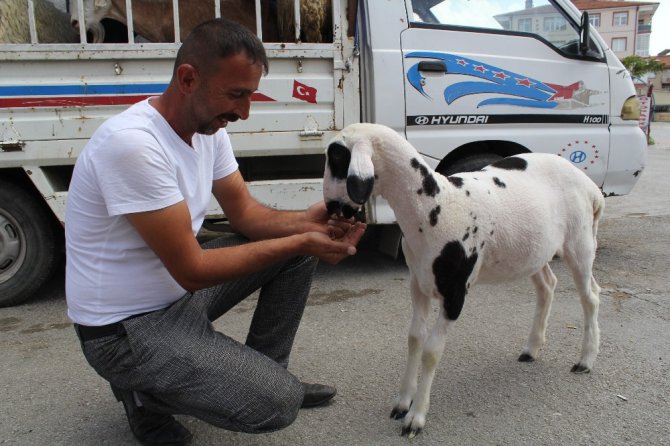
[323,139,373,217]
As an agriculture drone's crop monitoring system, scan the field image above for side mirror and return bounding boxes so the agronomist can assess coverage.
[580,11,591,55]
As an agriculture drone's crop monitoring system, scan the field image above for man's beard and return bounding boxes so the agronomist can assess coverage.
[197,113,240,135]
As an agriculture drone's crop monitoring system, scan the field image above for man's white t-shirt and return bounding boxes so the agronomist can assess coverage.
[65,99,238,326]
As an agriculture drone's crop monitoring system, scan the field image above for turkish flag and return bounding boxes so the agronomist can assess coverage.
[292,80,317,103]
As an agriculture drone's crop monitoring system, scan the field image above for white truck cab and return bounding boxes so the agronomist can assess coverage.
[0,0,646,306]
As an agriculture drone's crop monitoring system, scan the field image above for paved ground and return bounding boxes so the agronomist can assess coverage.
[1,123,669,445]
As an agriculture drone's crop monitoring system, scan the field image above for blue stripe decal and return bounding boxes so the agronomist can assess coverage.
[0,83,168,96]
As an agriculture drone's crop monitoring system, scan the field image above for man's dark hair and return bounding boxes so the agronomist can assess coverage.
[174,18,269,76]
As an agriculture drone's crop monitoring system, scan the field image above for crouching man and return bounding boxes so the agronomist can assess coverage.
[65,17,365,445]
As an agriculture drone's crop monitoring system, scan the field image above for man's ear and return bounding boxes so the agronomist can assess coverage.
[346,139,375,205]
[175,64,199,94]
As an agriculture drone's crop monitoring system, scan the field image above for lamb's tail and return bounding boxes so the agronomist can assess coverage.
[592,192,605,251]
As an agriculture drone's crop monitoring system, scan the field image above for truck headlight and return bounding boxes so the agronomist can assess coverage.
[621,96,641,120]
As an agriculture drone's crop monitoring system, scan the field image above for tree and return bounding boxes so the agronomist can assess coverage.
[620,56,663,144]
[620,55,665,78]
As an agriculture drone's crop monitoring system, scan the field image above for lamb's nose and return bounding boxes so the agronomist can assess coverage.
[326,201,342,216]
[341,205,358,219]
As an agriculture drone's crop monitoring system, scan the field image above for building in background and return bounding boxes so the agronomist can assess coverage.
[571,1,659,57]
[643,51,670,121]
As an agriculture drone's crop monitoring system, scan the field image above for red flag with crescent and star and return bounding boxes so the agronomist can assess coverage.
[292,80,317,103]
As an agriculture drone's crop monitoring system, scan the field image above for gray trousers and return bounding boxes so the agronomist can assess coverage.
[77,234,319,433]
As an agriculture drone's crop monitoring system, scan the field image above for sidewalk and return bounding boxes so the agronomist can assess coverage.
[650,121,670,148]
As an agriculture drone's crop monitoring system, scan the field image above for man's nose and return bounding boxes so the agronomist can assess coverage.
[235,97,252,120]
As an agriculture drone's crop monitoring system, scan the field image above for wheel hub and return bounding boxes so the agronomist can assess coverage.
[0,209,26,285]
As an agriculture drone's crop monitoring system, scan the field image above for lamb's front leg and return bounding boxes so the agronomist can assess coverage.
[401,308,452,437]
[390,275,430,421]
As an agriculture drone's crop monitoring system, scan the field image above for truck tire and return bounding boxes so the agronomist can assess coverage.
[0,180,61,307]
[438,153,503,177]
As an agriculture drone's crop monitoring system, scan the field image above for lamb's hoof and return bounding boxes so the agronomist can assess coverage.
[571,364,591,374]
[518,353,535,362]
[390,407,408,420]
[401,425,422,438]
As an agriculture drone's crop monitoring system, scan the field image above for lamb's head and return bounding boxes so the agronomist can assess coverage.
[69,0,112,43]
[323,124,379,218]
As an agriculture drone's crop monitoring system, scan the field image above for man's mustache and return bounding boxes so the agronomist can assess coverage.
[220,113,240,122]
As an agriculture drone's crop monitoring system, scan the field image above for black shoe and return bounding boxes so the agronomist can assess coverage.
[300,382,337,408]
[111,385,193,446]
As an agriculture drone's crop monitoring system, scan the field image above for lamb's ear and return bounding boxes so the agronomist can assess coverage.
[346,139,375,205]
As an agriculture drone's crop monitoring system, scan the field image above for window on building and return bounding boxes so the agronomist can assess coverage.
[611,37,627,52]
[543,16,567,32]
[613,11,628,26]
[518,18,532,32]
[498,19,511,30]
[589,13,600,28]
[636,34,650,56]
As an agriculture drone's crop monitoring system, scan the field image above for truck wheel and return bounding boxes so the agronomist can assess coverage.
[438,153,503,177]
[0,180,61,307]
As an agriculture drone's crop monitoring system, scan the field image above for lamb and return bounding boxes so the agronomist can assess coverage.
[0,0,78,43]
[323,123,603,437]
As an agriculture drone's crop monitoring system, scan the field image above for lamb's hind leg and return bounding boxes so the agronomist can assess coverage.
[519,263,557,362]
[564,252,600,373]
[391,275,431,421]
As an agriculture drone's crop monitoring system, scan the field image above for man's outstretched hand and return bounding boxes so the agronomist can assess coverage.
[303,221,367,264]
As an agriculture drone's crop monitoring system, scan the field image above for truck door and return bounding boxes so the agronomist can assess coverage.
[401,0,611,186]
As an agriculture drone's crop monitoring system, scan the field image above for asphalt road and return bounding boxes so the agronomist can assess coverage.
[1,123,669,446]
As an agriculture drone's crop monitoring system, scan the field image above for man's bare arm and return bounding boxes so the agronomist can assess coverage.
[212,171,339,240]
[126,187,364,292]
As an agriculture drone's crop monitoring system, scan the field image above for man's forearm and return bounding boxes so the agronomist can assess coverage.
[183,234,305,291]
[228,203,310,240]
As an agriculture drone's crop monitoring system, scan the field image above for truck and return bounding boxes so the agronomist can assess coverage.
[0,0,646,307]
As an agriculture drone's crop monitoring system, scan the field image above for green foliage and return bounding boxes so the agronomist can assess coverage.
[621,55,666,78]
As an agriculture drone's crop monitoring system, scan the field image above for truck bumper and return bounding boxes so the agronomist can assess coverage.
[602,123,647,196]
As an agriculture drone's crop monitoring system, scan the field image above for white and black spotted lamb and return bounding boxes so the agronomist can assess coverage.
[323,123,604,437]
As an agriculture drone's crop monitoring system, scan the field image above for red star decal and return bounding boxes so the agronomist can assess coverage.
[516,78,534,87]
[474,65,488,73]
[493,71,510,80]
[456,59,468,66]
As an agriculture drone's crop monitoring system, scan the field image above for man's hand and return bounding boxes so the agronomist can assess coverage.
[302,221,367,265]
[304,201,360,240]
